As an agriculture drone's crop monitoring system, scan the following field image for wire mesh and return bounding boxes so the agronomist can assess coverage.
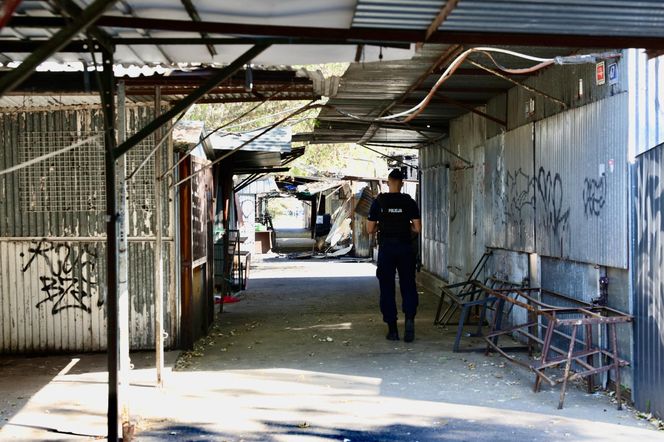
[18,130,156,213]
[18,131,106,212]
[125,133,157,215]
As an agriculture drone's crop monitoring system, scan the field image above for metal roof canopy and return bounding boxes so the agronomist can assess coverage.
[0,65,326,109]
[312,43,586,148]
[0,1,662,441]
[1,0,663,69]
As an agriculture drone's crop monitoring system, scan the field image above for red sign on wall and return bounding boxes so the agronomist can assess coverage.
[596,61,606,86]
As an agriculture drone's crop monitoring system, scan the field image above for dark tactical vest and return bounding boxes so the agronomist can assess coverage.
[376,192,413,243]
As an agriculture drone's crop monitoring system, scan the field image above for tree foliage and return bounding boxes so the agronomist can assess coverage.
[184,62,405,178]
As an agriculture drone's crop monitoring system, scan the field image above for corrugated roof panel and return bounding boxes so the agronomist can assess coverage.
[352,0,445,29]
[207,126,292,153]
[350,0,664,37]
[441,0,664,37]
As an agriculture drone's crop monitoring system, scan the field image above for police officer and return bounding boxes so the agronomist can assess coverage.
[367,169,421,342]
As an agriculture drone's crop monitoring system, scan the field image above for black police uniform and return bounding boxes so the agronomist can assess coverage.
[368,192,421,324]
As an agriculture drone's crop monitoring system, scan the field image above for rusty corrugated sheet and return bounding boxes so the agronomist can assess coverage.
[0,106,177,353]
[535,93,629,268]
[353,212,372,258]
[634,141,664,419]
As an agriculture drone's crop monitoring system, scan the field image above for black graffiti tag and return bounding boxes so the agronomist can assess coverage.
[20,240,101,315]
[582,176,607,218]
[505,168,535,225]
[537,167,570,242]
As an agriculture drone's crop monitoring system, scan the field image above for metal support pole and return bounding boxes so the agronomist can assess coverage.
[116,80,133,439]
[0,0,117,96]
[99,47,119,442]
[154,86,165,387]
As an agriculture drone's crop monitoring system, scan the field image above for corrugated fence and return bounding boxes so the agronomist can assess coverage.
[0,106,177,353]
[634,141,664,419]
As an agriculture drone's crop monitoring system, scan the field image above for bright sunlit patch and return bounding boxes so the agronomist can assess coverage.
[286,322,352,331]
[55,358,80,377]
[250,261,377,280]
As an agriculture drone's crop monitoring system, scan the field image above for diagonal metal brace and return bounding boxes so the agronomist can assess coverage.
[113,44,270,159]
[53,0,114,52]
[0,0,117,96]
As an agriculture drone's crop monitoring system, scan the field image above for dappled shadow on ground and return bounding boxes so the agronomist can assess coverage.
[140,420,556,442]
[152,258,661,441]
[0,355,73,431]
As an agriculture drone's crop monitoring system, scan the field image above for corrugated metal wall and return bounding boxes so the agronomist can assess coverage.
[508,52,628,131]
[535,93,629,268]
[418,54,640,396]
[628,50,664,158]
[447,111,486,282]
[485,125,536,252]
[486,93,507,140]
[634,142,664,419]
[0,106,177,353]
[420,139,450,281]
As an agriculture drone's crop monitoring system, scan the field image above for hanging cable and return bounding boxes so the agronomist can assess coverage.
[331,47,620,124]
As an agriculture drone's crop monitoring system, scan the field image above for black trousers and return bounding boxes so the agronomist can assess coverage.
[376,240,418,323]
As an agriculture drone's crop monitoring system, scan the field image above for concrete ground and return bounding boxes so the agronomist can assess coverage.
[0,257,663,441]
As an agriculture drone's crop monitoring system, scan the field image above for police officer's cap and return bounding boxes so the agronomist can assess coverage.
[388,169,404,181]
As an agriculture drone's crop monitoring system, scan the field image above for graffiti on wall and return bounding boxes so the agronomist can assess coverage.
[536,167,571,255]
[20,240,102,314]
[582,176,607,218]
[505,168,535,241]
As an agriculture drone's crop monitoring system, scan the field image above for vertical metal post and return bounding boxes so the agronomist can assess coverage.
[179,157,193,349]
[154,86,165,387]
[100,48,119,442]
[116,80,133,439]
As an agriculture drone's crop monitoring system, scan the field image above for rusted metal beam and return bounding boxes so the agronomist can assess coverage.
[415,85,507,93]
[179,155,193,350]
[426,0,460,41]
[182,95,315,104]
[469,60,567,108]
[126,87,310,95]
[114,44,269,159]
[52,0,113,52]
[0,0,21,30]
[0,0,117,96]
[434,92,506,126]
[8,15,664,49]
[0,36,409,51]
[354,44,364,62]
[179,0,216,57]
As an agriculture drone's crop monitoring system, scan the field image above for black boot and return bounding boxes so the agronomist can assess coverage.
[404,318,415,343]
[386,321,399,341]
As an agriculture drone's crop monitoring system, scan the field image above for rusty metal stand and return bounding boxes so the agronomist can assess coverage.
[481,287,632,409]
[434,250,492,326]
